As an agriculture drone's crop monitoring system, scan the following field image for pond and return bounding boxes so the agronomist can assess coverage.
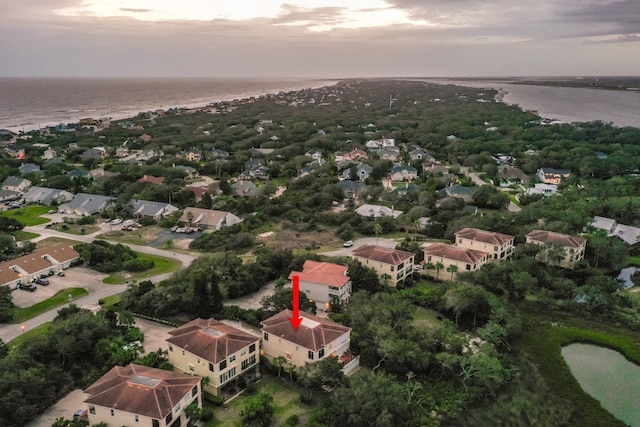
[562,343,640,426]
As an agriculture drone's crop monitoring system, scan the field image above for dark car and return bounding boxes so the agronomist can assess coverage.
[19,283,37,292]
[35,278,50,286]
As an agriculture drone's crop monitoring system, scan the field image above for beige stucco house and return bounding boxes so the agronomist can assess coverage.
[84,364,202,427]
[288,260,351,311]
[0,243,79,289]
[166,318,260,398]
[351,244,415,286]
[454,228,515,261]
[260,310,358,374]
[525,230,587,269]
[179,207,242,231]
[423,242,489,280]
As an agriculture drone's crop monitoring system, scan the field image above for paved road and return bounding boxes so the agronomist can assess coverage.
[0,223,198,343]
[319,237,397,257]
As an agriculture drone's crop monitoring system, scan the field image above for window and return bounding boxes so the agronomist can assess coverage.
[263,332,269,341]
[192,386,198,397]
[153,420,160,427]
[319,348,325,358]
[89,406,95,415]
[286,352,292,360]
[197,358,200,363]
[110,409,114,417]
[249,343,256,353]
[208,362,214,372]
[308,350,314,360]
[174,403,180,412]
[166,412,173,424]
[466,264,471,271]
[219,360,227,371]
[390,266,394,272]
[219,367,237,384]
[189,364,195,372]
[494,246,498,252]
[242,355,257,370]
[230,355,236,363]
[458,239,462,244]
[241,349,247,356]
[169,345,173,352]
[182,350,185,356]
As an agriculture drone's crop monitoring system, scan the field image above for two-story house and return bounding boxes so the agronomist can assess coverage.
[185,148,202,162]
[261,310,358,375]
[305,148,323,161]
[454,228,515,261]
[389,165,418,182]
[351,244,415,286]
[536,168,572,185]
[289,261,352,311]
[167,318,260,398]
[83,364,202,427]
[525,230,587,269]
[1,176,31,192]
[423,242,488,280]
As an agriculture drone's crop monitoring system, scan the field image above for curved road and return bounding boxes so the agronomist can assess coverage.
[0,223,198,343]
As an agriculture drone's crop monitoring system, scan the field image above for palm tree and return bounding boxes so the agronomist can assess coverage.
[273,356,286,378]
[381,273,392,287]
[374,222,383,246]
[425,262,435,278]
[446,264,458,281]
[435,262,444,280]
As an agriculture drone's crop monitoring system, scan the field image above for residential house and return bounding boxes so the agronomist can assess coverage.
[81,147,107,161]
[525,230,587,269]
[231,181,258,197]
[240,165,269,180]
[497,166,530,184]
[590,216,640,245]
[244,159,263,169]
[365,138,395,149]
[115,146,130,157]
[58,193,113,216]
[409,148,432,161]
[167,318,259,398]
[377,149,400,161]
[23,186,74,205]
[186,186,210,202]
[305,148,323,161]
[391,183,419,196]
[19,163,42,175]
[185,148,202,162]
[83,364,202,427]
[442,185,476,203]
[1,176,31,192]
[537,168,572,185]
[43,147,56,160]
[261,310,359,375]
[289,261,352,311]
[351,244,415,286]
[454,228,515,261]
[89,168,119,181]
[4,145,25,159]
[129,199,179,220]
[423,243,489,280]
[210,149,230,160]
[338,148,367,162]
[0,243,80,288]
[137,175,165,185]
[336,180,367,199]
[355,203,402,218]
[389,165,418,182]
[179,207,242,231]
[525,183,558,197]
[67,170,90,180]
[175,165,199,180]
[0,190,21,202]
[341,163,373,181]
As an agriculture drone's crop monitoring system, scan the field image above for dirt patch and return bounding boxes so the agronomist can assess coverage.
[35,237,82,249]
[97,226,162,244]
[263,226,340,251]
[169,239,192,250]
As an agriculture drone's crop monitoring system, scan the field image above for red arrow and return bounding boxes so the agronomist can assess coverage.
[289,275,302,330]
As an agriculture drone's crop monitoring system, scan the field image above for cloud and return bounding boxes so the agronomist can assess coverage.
[271,4,345,26]
[120,8,153,13]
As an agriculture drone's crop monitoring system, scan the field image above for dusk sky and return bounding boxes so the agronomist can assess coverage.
[1,0,638,78]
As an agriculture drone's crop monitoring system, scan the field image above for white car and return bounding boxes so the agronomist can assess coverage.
[343,240,354,247]
[110,218,122,225]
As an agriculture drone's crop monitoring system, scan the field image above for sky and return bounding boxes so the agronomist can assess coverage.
[1,0,638,78]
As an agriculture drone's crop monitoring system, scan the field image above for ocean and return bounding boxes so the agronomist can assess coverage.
[0,77,336,132]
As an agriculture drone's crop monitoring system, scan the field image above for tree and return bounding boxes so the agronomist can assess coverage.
[446,264,459,281]
[240,393,274,427]
[424,262,435,278]
[443,285,493,329]
[374,221,383,245]
[0,217,23,233]
[201,192,213,209]
[298,357,346,400]
[0,286,14,323]
[435,262,444,280]
[261,286,316,315]
[185,402,202,424]
[347,260,383,293]
[272,356,286,378]
[219,175,231,195]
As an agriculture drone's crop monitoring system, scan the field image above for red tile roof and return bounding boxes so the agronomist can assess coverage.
[455,228,514,245]
[288,260,350,288]
[167,318,259,363]
[351,244,414,266]
[261,310,350,351]
[84,364,200,420]
[137,175,165,185]
[424,242,487,264]
[525,230,586,248]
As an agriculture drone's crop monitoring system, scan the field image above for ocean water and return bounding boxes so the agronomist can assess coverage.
[0,77,336,132]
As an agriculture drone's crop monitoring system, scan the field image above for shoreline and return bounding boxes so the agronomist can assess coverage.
[1,78,341,133]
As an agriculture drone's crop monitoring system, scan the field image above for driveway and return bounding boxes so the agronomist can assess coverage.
[28,389,89,427]
[319,237,397,257]
[225,280,278,310]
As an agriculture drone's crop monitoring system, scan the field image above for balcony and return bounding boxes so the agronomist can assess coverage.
[339,351,360,376]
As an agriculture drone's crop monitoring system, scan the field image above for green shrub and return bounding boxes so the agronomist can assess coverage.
[123,259,155,272]
[200,408,214,422]
[284,414,300,426]
[76,216,96,225]
[138,217,157,226]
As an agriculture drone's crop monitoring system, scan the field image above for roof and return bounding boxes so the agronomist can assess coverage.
[612,224,640,245]
[84,364,200,420]
[137,175,165,185]
[1,176,29,188]
[1,243,79,276]
[59,193,112,215]
[424,242,487,264]
[289,260,350,288]
[446,185,476,196]
[525,230,586,248]
[129,199,177,217]
[591,216,617,232]
[23,186,73,203]
[390,165,418,174]
[44,243,80,263]
[540,168,571,175]
[455,228,514,245]
[167,318,259,363]
[355,204,403,218]
[352,244,414,265]
[261,310,350,351]
[179,207,239,228]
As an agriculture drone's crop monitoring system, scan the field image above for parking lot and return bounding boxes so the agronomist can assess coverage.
[11,267,108,308]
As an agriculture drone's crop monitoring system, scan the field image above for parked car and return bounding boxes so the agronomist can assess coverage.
[35,278,50,286]
[110,218,123,225]
[58,271,65,277]
[19,283,37,292]
[343,240,354,247]
[122,226,133,231]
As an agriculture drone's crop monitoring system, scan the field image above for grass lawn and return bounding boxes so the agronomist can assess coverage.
[35,237,82,249]
[103,253,181,284]
[203,376,321,427]
[627,256,640,267]
[2,205,50,226]
[11,288,88,324]
[9,323,51,347]
[412,306,444,329]
[48,222,101,235]
[99,293,123,308]
[12,230,40,241]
